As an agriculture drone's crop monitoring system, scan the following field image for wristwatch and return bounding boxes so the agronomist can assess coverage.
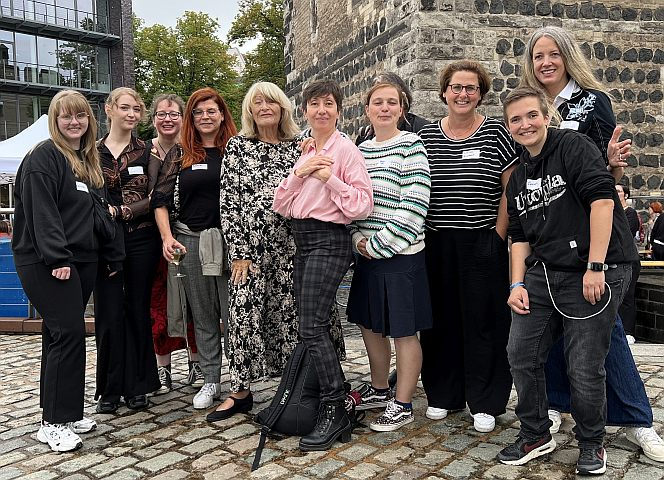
[587,262,608,272]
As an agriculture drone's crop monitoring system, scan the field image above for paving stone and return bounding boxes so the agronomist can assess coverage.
[179,438,224,455]
[304,458,345,477]
[148,469,190,480]
[86,456,139,477]
[0,438,27,455]
[482,464,526,479]
[386,465,429,479]
[0,467,23,480]
[337,443,378,461]
[342,462,384,479]
[250,463,290,479]
[373,446,415,464]
[467,442,503,462]
[218,423,258,440]
[440,433,478,452]
[438,458,480,479]
[174,426,219,443]
[623,466,664,480]
[109,422,160,439]
[55,453,107,473]
[16,473,60,480]
[414,449,454,466]
[202,462,246,479]
[550,447,577,465]
[0,451,26,468]
[134,452,188,473]
[283,451,327,466]
[191,450,235,469]
[103,468,145,480]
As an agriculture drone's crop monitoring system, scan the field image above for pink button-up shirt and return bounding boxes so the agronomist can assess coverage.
[273,130,373,224]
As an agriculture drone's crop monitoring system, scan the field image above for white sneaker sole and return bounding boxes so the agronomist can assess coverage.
[37,429,83,452]
[426,408,448,420]
[370,415,414,432]
[474,421,495,433]
[499,438,556,466]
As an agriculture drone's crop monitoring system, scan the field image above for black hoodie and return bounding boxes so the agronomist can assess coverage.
[506,128,638,271]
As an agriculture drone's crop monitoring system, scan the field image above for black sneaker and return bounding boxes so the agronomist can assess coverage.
[352,383,393,411]
[497,435,556,466]
[576,446,606,475]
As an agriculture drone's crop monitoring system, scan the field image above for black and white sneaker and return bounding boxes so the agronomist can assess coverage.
[351,383,393,411]
[153,365,172,395]
[185,361,204,386]
[576,446,607,475]
[497,435,556,466]
[370,400,414,432]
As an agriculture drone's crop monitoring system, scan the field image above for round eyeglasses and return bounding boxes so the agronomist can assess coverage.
[155,111,182,120]
[58,112,89,123]
[448,84,480,95]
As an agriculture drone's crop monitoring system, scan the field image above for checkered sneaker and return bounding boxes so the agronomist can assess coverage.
[370,400,414,432]
[353,383,393,411]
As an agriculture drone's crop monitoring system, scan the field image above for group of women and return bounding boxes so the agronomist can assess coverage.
[12,25,664,471]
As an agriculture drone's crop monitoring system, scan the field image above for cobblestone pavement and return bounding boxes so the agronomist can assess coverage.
[1,328,664,480]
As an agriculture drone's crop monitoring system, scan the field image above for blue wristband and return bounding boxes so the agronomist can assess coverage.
[509,281,525,291]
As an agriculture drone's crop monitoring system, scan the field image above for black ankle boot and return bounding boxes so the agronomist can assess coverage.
[299,400,352,451]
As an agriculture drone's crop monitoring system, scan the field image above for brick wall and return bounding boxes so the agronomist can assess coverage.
[285,0,664,199]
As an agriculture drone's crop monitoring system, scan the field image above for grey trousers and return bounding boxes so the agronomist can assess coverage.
[175,232,229,384]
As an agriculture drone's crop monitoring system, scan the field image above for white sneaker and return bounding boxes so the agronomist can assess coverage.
[626,427,664,462]
[426,406,449,420]
[67,417,97,434]
[37,422,83,452]
[626,334,636,345]
[193,383,221,409]
[549,409,562,434]
[472,412,495,433]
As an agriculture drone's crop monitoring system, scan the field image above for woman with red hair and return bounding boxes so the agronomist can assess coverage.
[152,87,237,409]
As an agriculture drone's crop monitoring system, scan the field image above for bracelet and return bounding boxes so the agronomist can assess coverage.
[509,281,525,291]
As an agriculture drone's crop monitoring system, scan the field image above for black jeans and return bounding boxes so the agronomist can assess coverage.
[17,261,97,423]
[508,263,630,448]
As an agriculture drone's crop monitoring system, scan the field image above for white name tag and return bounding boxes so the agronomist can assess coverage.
[569,240,577,249]
[559,120,579,131]
[192,163,208,171]
[75,181,89,192]
[461,149,481,159]
[128,166,144,175]
[526,179,541,190]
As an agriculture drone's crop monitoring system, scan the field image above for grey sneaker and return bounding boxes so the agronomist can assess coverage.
[67,417,97,434]
[576,446,606,475]
[185,361,204,386]
[153,365,172,395]
[352,383,393,411]
[370,400,414,432]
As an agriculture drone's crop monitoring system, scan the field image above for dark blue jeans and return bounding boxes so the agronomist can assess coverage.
[545,315,652,427]
[507,263,630,448]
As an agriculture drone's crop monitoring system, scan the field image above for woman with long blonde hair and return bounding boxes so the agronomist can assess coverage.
[12,90,122,452]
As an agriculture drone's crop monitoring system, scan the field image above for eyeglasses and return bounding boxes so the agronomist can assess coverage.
[155,111,182,120]
[58,112,89,123]
[192,108,220,118]
[448,84,480,95]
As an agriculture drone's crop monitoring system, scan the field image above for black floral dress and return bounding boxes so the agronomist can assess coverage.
[220,136,345,392]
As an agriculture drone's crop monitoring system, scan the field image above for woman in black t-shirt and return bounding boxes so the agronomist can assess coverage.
[152,87,237,410]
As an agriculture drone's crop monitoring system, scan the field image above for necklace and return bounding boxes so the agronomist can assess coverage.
[446,115,478,140]
[157,140,172,158]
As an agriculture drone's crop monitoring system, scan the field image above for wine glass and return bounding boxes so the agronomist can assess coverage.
[171,247,186,278]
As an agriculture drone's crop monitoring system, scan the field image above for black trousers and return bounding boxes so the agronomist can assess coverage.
[94,226,160,399]
[17,261,97,424]
[420,228,512,415]
[291,219,352,403]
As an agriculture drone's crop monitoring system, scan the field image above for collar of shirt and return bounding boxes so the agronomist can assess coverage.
[306,129,342,156]
[553,78,579,109]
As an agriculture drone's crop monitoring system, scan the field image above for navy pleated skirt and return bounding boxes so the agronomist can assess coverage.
[346,250,433,338]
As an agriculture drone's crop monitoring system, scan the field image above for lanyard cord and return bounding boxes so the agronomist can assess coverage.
[541,262,612,320]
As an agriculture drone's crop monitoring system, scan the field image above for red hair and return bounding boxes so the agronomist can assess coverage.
[181,87,237,169]
[651,201,663,214]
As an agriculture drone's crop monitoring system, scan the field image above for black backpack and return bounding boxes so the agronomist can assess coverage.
[252,343,320,470]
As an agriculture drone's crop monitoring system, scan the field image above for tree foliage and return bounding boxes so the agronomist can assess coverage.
[133,12,241,137]
[228,0,285,90]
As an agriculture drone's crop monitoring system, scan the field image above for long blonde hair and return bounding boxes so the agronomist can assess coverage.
[48,90,103,188]
[521,26,605,95]
[239,82,299,141]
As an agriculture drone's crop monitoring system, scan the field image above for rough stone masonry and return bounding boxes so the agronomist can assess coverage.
[284,0,664,209]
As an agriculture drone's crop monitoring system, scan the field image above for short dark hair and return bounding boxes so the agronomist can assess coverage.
[439,60,491,107]
[502,86,551,125]
[302,79,343,112]
[618,184,630,199]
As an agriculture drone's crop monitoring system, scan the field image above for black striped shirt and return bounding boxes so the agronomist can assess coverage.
[419,117,518,230]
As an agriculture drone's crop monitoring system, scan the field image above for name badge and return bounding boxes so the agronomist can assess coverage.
[192,163,208,171]
[559,120,579,131]
[75,181,89,192]
[461,149,481,159]
[128,166,144,175]
[569,240,577,249]
[526,179,541,190]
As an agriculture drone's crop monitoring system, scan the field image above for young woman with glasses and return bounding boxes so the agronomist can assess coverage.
[417,60,518,433]
[151,87,236,410]
[94,87,162,414]
[13,90,123,451]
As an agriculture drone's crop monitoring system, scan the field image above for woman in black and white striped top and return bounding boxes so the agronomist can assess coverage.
[418,60,518,433]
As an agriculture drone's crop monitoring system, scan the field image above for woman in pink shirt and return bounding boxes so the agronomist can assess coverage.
[273,79,373,452]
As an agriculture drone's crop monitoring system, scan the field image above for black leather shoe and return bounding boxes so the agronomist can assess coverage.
[299,400,352,451]
[206,392,253,422]
[125,394,149,410]
[96,397,121,414]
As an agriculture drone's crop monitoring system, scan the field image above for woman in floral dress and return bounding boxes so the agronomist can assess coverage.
[209,82,303,421]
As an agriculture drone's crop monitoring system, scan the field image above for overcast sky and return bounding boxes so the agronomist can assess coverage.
[132,0,254,50]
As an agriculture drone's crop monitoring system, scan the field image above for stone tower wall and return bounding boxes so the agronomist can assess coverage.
[285,0,664,203]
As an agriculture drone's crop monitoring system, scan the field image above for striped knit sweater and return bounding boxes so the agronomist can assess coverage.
[350,131,430,259]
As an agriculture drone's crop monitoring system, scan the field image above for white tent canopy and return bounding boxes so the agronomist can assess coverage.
[0,114,50,183]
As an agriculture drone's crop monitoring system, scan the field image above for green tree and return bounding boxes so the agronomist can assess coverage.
[228,0,285,90]
[134,12,240,137]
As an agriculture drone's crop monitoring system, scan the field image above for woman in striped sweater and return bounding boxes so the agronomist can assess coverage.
[347,81,432,432]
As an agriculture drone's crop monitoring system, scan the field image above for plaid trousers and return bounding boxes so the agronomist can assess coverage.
[291,219,352,403]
